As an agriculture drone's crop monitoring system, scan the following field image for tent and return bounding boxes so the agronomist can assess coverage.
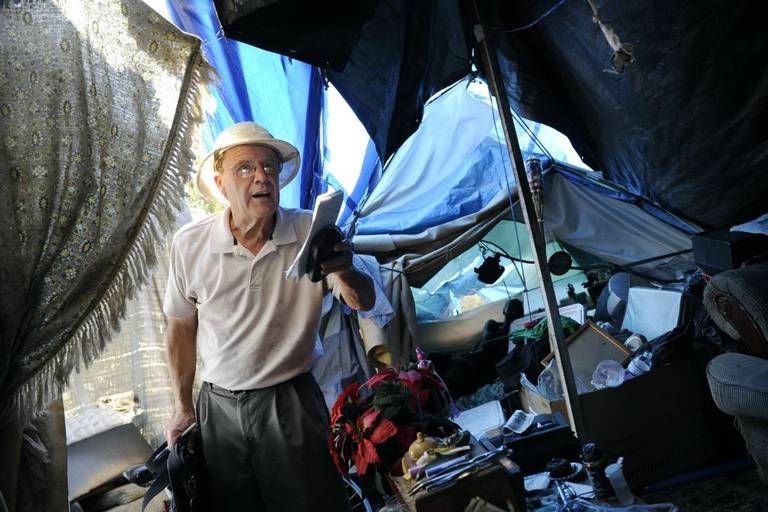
[2,0,767,510]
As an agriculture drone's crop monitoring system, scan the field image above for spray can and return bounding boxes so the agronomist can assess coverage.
[581,443,614,499]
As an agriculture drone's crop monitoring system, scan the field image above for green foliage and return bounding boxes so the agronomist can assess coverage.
[185,182,224,215]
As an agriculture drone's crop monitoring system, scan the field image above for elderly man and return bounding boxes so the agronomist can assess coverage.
[162,122,374,511]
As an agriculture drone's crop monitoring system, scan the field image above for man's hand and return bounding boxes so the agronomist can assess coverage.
[165,409,195,447]
[319,239,354,276]
[321,240,375,311]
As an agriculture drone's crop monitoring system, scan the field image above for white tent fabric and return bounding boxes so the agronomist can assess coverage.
[544,173,694,279]
[352,79,511,237]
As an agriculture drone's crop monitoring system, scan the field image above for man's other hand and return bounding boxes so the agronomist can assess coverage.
[165,409,195,447]
[321,240,376,311]
[320,239,354,276]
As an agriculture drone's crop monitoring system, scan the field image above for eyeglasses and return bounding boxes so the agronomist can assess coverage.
[227,158,282,179]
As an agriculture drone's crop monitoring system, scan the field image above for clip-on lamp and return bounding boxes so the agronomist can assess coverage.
[475,253,505,284]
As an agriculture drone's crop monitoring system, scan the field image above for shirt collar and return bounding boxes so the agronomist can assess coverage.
[271,207,297,246]
[209,207,296,254]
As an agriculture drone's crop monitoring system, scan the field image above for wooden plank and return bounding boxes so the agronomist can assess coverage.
[471,0,586,438]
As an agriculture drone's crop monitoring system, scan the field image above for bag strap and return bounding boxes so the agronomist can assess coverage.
[167,443,188,512]
[145,442,169,474]
[141,467,169,511]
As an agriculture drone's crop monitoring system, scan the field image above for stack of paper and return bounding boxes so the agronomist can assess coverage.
[285,189,344,281]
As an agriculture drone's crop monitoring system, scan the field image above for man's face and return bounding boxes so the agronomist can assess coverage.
[214,144,281,221]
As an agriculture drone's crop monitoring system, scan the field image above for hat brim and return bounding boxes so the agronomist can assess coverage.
[195,139,301,204]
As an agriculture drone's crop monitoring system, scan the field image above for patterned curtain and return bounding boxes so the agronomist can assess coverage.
[61,209,201,449]
[62,227,177,448]
[0,1,210,508]
[0,0,209,427]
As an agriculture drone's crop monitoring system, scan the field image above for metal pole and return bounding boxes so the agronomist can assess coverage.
[471,0,587,438]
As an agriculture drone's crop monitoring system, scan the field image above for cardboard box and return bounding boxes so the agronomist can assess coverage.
[519,360,742,489]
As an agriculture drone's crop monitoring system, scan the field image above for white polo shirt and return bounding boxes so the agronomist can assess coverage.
[163,207,343,390]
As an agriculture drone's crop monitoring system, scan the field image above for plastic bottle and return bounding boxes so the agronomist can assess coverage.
[581,443,614,499]
[605,457,634,506]
[627,351,652,377]
[537,360,563,400]
[591,360,625,389]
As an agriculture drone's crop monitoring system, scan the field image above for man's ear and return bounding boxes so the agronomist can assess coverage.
[213,173,227,199]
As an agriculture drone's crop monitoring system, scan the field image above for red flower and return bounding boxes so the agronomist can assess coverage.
[351,409,398,475]
[354,439,380,475]
[330,381,361,425]
[358,407,380,431]
[328,362,456,477]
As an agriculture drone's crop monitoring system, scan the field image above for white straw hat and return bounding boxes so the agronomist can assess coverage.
[196,122,301,203]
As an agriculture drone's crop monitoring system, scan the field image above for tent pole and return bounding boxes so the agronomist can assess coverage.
[471,0,587,439]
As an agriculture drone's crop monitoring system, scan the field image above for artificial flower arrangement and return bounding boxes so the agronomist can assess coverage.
[328,349,458,477]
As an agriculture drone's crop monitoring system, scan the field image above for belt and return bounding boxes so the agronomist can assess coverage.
[207,382,249,396]
[206,373,312,397]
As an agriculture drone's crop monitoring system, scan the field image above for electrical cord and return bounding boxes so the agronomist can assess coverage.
[479,240,534,264]
[482,0,572,33]
[479,239,691,284]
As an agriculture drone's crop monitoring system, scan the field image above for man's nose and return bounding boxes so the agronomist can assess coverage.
[251,164,270,181]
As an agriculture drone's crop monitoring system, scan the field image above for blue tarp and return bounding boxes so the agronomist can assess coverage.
[159,0,323,209]
[353,77,592,236]
[320,85,381,228]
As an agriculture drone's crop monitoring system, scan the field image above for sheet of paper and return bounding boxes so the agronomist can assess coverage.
[453,400,505,438]
[564,481,594,498]
[524,472,551,492]
[503,409,536,434]
[285,189,344,281]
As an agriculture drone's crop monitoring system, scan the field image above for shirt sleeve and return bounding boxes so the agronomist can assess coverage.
[163,234,197,318]
[326,254,395,328]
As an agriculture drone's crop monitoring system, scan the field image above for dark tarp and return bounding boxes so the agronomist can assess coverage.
[215,0,768,229]
[213,0,378,71]
[214,0,472,163]
[481,0,768,229]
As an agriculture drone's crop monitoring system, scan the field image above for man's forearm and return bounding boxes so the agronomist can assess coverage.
[166,316,198,413]
[336,268,376,311]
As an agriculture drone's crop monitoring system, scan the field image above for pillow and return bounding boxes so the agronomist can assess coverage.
[67,424,152,502]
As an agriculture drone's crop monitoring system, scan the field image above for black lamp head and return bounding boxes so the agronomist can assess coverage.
[548,251,573,276]
[475,253,505,284]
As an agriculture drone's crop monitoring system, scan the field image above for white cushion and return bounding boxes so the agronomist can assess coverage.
[621,287,683,341]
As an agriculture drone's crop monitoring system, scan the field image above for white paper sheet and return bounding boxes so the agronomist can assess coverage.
[503,409,536,434]
[453,400,505,438]
[286,189,344,281]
